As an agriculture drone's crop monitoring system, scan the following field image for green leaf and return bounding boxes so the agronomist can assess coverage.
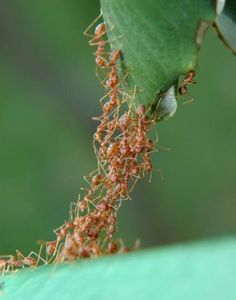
[2,238,236,299]
[100,0,216,117]
[215,0,236,54]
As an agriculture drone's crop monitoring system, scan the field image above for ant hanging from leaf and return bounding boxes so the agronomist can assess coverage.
[179,70,196,95]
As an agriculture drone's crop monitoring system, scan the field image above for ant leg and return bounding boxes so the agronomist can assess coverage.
[0,256,14,276]
[46,238,62,264]
[126,188,132,200]
[15,250,29,269]
[93,142,103,172]
[83,175,93,188]
[69,198,80,220]
[102,14,123,41]
[157,168,164,181]
[83,11,103,38]
[93,144,108,175]
[148,169,153,183]
[9,256,17,272]
[134,239,141,250]
[129,175,141,193]
[95,65,110,85]
[102,109,121,144]
[15,250,24,261]
[0,264,6,278]
[181,98,194,105]
[157,144,172,151]
[100,236,109,250]
[98,90,113,108]
[152,126,159,145]
[26,248,47,269]
[90,35,122,47]
[51,241,65,264]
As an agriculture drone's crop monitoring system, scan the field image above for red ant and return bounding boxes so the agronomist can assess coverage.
[96,48,121,69]
[179,70,196,95]
[84,12,107,46]
[84,13,121,69]
[133,105,148,154]
[84,14,109,68]
[45,241,57,257]
[106,66,119,89]
[14,249,46,269]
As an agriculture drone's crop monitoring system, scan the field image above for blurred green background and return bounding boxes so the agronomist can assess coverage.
[0,0,235,255]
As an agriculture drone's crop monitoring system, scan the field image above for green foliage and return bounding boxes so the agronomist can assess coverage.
[2,238,236,300]
[1,0,236,275]
[101,0,216,114]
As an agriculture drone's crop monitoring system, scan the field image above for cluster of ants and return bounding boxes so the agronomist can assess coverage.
[0,13,196,276]
[42,14,157,264]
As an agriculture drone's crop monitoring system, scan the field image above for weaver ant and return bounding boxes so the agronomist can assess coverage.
[179,70,196,95]
[84,12,107,45]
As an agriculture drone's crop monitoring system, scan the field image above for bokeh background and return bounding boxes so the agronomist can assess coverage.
[0,0,235,255]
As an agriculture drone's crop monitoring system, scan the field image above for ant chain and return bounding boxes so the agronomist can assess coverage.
[1,12,163,274]
[45,13,158,263]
